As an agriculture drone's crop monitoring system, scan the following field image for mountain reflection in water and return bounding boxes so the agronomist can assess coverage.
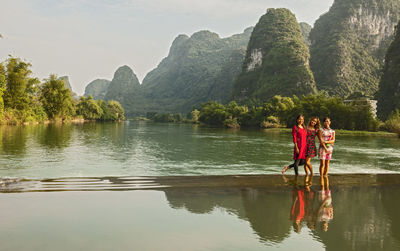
[1,174,400,250]
[162,175,400,250]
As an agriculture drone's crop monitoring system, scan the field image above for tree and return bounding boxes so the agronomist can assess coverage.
[76,95,103,120]
[0,63,5,118]
[107,100,125,121]
[40,74,75,120]
[191,109,200,123]
[199,102,229,125]
[3,57,39,111]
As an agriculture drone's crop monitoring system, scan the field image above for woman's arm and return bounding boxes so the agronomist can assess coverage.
[318,129,328,151]
[292,126,299,153]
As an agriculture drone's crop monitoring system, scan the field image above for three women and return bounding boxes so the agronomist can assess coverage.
[282,115,335,176]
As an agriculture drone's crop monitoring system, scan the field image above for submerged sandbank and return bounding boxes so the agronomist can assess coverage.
[1,174,399,193]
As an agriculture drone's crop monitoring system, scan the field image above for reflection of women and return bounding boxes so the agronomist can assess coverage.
[304,175,316,230]
[282,115,307,176]
[317,176,333,232]
[290,186,305,233]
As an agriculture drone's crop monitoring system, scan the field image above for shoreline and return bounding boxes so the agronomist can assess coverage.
[0,120,397,137]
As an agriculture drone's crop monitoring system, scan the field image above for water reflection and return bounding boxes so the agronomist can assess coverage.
[0,126,29,155]
[1,174,400,249]
[162,175,398,250]
[317,176,333,232]
[36,124,73,149]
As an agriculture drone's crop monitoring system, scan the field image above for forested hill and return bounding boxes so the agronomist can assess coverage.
[104,65,140,112]
[310,0,400,98]
[377,20,400,120]
[137,28,253,114]
[84,79,110,100]
[232,8,316,102]
[99,28,253,116]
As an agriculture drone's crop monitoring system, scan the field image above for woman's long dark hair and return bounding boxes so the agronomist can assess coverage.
[295,114,305,128]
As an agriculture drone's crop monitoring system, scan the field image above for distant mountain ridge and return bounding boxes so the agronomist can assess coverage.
[96,28,253,116]
[83,0,400,117]
[310,0,400,97]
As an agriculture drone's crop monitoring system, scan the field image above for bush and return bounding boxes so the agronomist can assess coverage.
[223,117,240,129]
[384,110,400,135]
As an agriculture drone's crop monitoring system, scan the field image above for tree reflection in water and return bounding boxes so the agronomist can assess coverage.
[162,174,400,250]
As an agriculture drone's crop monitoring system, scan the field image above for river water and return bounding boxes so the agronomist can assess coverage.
[1,122,400,250]
[0,121,399,179]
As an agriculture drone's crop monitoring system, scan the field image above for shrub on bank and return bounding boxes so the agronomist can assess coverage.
[383,110,400,136]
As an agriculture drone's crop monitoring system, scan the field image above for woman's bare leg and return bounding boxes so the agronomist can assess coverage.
[319,159,325,176]
[307,157,313,175]
[282,165,289,174]
[304,157,310,175]
[324,160,330,176]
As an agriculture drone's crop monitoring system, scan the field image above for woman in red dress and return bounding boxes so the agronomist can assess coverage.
[282,115,307,176]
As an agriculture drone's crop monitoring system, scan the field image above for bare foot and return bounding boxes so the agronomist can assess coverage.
[282,166,289,174]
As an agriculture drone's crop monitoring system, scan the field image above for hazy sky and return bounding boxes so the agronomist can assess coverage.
[1,0,334,95]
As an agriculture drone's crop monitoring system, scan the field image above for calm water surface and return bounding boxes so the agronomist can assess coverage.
[0,121,399,179]
[1,122,400,250]
[1,175,400,251]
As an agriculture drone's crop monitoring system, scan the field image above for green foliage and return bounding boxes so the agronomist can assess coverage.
[191,109,200,123]
[95,99,125,121]
[40,74,75,120]
[3,57,39,111]
[196,95,380,131]
[310,0,400,97]
[150,112,184,123]
[199,102,229,125]
[383,110,400,134]
[0,63,5,119]
[153,113,175,123]
[0,56,124,124]
[260,116,281,128]
[232,8,316,101]
[263,96,295,126]
[76,95,103,120]
[107,100,125,121]
[377,21,400,120]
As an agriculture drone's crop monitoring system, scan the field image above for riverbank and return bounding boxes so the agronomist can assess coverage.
[0,117,127,126]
